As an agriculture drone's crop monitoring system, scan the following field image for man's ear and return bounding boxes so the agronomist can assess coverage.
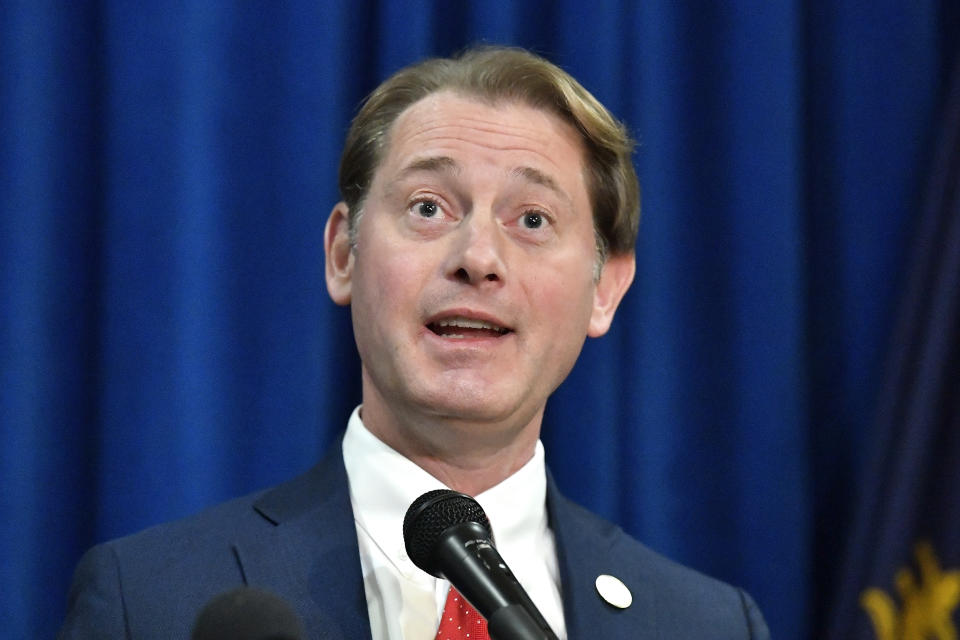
[324,202,354,306]
[587,252,635,337]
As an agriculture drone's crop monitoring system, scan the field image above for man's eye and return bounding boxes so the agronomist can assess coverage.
[520,211,546,229]
[413,200,440,218]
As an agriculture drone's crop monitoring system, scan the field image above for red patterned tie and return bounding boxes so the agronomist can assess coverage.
[435,586,489,640]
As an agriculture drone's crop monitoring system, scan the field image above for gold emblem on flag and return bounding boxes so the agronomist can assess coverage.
[860,541,960,640]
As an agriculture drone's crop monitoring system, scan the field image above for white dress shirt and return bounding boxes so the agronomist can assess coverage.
[341,407,567,640]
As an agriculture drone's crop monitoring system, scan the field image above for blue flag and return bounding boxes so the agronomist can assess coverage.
[826,56,960,640]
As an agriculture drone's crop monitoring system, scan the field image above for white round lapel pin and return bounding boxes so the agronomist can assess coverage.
[595,574,633,609]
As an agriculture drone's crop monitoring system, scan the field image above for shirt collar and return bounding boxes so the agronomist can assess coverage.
[341,406,549,576]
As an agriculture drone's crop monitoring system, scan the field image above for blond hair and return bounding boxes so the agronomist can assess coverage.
[338,46,639,259]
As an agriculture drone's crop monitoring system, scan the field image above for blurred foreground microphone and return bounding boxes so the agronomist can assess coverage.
[403,489,559,640]
[191,587,305,640]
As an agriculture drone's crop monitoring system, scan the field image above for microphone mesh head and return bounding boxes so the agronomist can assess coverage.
[190,587,304,640]
[403,489,491,576]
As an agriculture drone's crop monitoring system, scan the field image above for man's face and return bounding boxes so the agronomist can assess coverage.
[326,91,633,443]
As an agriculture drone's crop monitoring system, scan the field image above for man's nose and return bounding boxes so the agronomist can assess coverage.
[448,212,506,286]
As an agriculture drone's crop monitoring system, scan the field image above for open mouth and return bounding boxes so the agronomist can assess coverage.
[427,317,512,339]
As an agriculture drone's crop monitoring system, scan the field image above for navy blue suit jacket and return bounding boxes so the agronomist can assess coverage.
[59,444,769,639]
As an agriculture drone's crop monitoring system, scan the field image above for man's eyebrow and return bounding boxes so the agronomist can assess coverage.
[393,158,571,204]
[511,166,570,203]
[396,156,460,179]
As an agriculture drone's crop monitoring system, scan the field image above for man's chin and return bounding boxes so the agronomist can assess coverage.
[403,384,500,417]
[421,398,514,424]
[414,391,543,433]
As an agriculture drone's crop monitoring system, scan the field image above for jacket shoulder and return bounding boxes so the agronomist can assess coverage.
[548,489,770,639]
[59,452,350,640]
[60,486,276,640]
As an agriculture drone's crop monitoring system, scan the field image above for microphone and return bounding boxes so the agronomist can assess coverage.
[403,489,559,640]
[191,587,305,640]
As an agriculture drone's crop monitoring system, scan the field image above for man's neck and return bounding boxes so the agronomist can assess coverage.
[392,440,539,496]
[358,390,544,496]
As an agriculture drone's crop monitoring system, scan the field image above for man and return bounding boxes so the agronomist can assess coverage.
[59,46,769,639]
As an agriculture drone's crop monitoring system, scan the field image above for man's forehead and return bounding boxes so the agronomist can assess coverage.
[376,91,587,188]
[384,91,580,154]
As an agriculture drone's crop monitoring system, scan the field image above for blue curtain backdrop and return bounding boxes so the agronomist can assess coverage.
[826,49,960,640]
[1,3,957,639]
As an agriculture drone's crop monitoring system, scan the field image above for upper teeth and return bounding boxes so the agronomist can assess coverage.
[436,318,506,333]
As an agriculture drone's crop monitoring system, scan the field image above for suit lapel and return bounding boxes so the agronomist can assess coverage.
[547,473,659,639]
[238,443,373,640]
